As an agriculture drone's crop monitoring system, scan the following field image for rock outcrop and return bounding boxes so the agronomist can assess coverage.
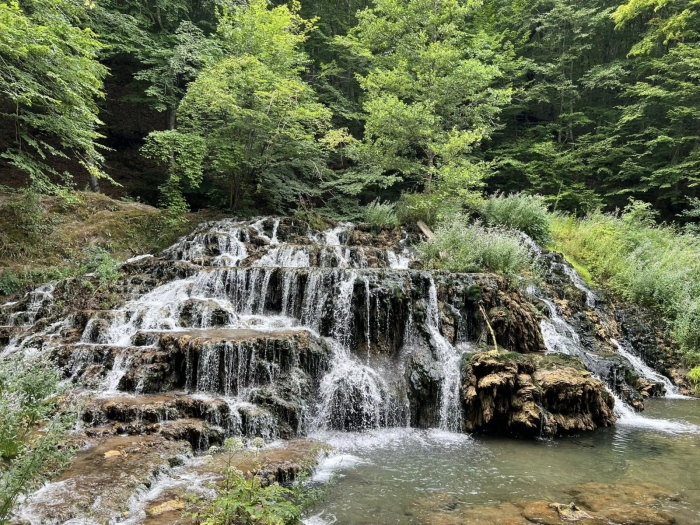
[462,352,616,437]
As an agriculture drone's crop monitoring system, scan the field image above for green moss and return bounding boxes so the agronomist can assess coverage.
[536,354,587,371]
[0,190,207,295]
[561,254,594,286]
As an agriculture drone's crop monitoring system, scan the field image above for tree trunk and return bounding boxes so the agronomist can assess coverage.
[166,107,176,131]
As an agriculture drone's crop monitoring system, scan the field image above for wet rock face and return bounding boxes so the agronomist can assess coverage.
[461,352,615,437]
[539,252,672,405]
[1,216,679,448]
[13,436,190,525]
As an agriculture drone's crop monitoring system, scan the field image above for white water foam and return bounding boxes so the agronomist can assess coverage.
[427,277,466,432]
[613,393,697,433]
[612,339,687,399]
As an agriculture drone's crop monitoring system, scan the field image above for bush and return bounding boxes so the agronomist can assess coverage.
[83,249,121,286]
[363,199,399,229]
[0,357,75,520]
[479,193,552,245]
[419,218,537,277]
[688,366,700,394]
[195,438,302,525]
[395,192,463,227]
[0,272,21,296]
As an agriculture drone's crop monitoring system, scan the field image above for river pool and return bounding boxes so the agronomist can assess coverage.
[305,398,700,524]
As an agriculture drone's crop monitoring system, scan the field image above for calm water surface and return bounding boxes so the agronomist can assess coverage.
[305,398,700,524]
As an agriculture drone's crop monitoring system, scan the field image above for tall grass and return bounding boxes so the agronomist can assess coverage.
[551,201,700,360]
[479,193,552,245]
[419,218,537,277]
[364,199,399,228]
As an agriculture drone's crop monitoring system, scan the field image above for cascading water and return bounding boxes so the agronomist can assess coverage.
[6,215,698,525]
[426,278,464,432]
[612,339,686,398]
[551,257,683,400]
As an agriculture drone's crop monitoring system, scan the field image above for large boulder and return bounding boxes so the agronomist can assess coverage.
[461,352,615,437]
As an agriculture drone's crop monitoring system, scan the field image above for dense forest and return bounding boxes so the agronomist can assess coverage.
[1,0,699,221]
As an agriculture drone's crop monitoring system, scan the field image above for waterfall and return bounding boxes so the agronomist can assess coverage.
[554,258,681,399]
[612,339,686,399]
[7,216,684,441]
[426,278,464,432]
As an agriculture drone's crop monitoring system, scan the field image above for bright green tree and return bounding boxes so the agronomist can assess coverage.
[0,0,107,192]
[144,0,336,213]
[340,0,514,199]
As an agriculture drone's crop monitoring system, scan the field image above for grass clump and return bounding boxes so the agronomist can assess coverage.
[419,218,537,278]
[0,272,21,296]
[364,199,399,229]
[688,366,700,395]
[551,200,700,360]
[479,193,551,245]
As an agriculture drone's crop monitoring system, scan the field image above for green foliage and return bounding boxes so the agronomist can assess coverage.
[83,248,121,286]
[195,438,301,525]
[479,193,552,245]
[552,201,700,355]
[687,365,700,394]
[157,0,337,213]
[340,0,513,196]
[0,357,75,521]
[0,191,53,259]
[393,163,488,227]
[142,130,207,212]
[419,218,537,277]
[363,199,398,229]
[0,271,21,296]
[0,0,107,191]
[484,0,700,215]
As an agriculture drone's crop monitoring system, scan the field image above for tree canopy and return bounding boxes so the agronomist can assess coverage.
[0,0,698,222]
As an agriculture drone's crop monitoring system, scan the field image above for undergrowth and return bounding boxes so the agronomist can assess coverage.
[551,200,700,363]
[0,357,76,521]
[192,437,318,525]
[363,199,399,229]
[0,190,199,295]
[479,193,552,245]
[419,217,538,278]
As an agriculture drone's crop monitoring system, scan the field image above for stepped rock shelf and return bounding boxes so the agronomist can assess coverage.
[0,217,680,523]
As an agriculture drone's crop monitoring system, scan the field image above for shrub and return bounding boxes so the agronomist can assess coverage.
[0,357,75,520]
[363,199,399,229]
[395,192,463,227]
[688,366,700,395]
[0,272,21,296]
[83,249,121,286]
[479,193,552,245]
[419,218,537,277]
[195,438,302,525]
